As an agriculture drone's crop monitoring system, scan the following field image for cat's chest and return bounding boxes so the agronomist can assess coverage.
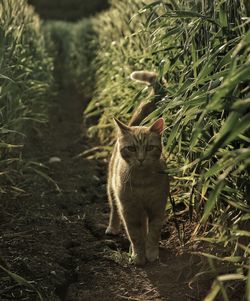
[119,168,157,187]
[118,170,167,201]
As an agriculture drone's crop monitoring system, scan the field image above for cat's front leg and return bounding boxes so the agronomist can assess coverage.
[123,210,147,265]
[105,203,121,235]
[146,213,164,262]
[105,186,121,235]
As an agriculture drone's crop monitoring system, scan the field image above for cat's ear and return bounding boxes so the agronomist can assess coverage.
[149,118,165,135]
[113,118,131,134]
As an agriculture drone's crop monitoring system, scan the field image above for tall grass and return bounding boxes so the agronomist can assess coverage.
[0,0,53,194]
[44,19,98,97]
[83,0,250,299]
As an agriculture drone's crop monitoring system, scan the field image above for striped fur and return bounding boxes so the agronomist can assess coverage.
[130,71,157,85]
[105,71,169,265]
[129,70,164,126]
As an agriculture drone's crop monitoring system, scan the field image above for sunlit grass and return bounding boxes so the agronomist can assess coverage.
[0,0,53,192]
[2,0,249,299]
[82,0,250,299]
[0,0,54,298]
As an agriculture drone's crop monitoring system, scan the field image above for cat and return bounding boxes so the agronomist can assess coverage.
[105,71,170,265]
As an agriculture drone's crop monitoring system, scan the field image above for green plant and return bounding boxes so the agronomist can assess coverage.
[0,264,43,301]
[84,0,250,299]
[44,19,98,97]
[0,0,53,193]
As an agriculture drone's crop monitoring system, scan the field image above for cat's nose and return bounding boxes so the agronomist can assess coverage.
[138,158,144,164]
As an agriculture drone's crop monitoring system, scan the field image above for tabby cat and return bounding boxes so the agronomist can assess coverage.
[105,71,170,265]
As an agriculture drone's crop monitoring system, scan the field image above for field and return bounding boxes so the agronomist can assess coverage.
[0,0,249,300]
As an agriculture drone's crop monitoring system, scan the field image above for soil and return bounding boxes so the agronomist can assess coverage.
[0,80,215,301]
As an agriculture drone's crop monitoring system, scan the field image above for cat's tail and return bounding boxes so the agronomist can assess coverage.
[129,70,165,126]
[130,71,157,86]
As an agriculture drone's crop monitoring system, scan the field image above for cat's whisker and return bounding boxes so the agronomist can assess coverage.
[128,164,135,191]
[123,164,133,183]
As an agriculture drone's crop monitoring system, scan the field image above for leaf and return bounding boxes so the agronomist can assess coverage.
[160,10,218,25]
[0,73,15,82]
[0,142,23,149]
[209,63,250,110]
[247,263,250,301]
[203,281,221,301]
[166,116,182,150]
[201,180,225,223]
[197,252,243,263]
[231,98,250,112]
[202,112,250,160]
[231,230,250,237]
[26,167,61,192]
[218,274,246,281]
[140,1,162,12]
[0,264,43,300]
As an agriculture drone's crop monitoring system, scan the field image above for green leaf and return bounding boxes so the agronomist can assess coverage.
[247,264,250,301]
[0,74,15,82]
[203,281,221,301]
[201,112,250,160]
[209,63,250,110]
[0,265,43,300]
[201,180,225,223]
[231,98,250,112]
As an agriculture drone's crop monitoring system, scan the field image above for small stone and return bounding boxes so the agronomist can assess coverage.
[61,214,69,222]
[92,175,100,182]
[49,156,61,164]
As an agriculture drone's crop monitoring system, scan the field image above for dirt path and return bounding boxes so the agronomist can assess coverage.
[0,82,211,301]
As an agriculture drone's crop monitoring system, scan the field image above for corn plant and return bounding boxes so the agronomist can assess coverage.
[84,0,250,299]
[44,19,98,97]
[0,0,53,193]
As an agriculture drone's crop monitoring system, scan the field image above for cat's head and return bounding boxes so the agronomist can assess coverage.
[114,118,164,168]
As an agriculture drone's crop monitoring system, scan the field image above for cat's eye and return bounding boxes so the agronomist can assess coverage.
[126,146,136,152]
[146,145,156,151]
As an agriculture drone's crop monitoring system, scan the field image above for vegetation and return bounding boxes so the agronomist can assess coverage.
[0,0,53,194]
[82,0,250,299]
[43,19,97,97]
[1,0,250,299]
[0,0,55,298]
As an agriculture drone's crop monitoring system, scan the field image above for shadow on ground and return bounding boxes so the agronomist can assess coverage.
[0,81,212,301]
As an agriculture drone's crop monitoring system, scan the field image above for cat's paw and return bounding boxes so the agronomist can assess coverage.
[146,247,159,262]
[130,254,146,266]
[105,226,120,236]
